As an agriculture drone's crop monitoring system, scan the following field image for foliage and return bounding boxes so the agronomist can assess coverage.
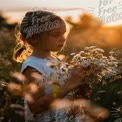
[0,13,24,122]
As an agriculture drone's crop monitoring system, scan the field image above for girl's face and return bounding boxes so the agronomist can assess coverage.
[40,21,66,52]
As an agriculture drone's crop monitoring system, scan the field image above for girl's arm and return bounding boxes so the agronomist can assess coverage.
[23,66,86,114]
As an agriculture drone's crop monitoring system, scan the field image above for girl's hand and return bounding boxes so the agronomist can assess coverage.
[69,65,86,88]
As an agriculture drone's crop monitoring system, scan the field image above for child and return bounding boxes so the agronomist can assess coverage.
[13,10,88,122]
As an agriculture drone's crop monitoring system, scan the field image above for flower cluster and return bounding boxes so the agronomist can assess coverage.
[60,46,119,84]
[47,47,120,99]
[56,46,120,98]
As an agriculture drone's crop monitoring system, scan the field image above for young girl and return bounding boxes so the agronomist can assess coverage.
[13,10,88,122]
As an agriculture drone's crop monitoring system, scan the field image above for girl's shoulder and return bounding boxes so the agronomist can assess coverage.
[21,56,47,74]
[22,56,46,64]
[21,56,61,76]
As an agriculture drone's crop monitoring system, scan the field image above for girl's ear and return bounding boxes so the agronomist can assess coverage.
[27,35,39,46]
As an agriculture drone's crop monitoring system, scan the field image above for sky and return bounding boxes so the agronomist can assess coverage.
[0,0,122,24]
[0,0,89,11]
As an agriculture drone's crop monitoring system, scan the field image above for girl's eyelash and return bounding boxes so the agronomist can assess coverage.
[52,31,65,36]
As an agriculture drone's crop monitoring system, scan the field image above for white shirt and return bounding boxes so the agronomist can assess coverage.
[21,56,68,122]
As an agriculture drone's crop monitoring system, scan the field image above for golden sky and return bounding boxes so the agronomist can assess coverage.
[0,0,122,25]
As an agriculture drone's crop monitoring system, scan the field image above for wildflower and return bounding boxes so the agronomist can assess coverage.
[60,46,119,86]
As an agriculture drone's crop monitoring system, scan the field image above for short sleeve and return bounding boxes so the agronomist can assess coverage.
[21,57,46,77]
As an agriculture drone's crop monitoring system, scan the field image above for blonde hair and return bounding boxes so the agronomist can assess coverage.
[13,10,65,63]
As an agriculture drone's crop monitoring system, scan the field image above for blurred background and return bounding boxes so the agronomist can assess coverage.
[0,0,122,122]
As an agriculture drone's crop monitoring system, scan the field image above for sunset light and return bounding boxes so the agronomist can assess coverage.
[0,0,122,122]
